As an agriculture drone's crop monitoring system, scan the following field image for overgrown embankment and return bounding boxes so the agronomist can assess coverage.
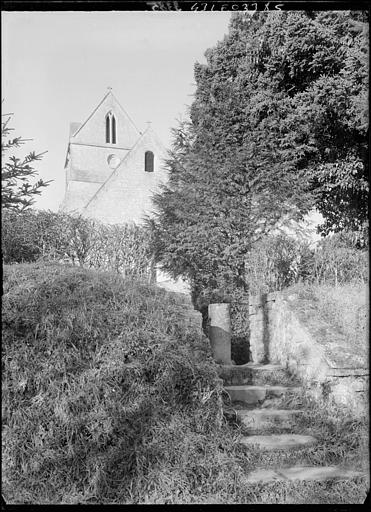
[2,263,369,504]
[273,281,368,366]
[2,263,242,504]
[306,283,368,362]
[249,281,368,413]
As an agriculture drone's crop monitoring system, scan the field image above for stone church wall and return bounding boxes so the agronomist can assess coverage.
[68,145,130,183]
[62,181,102,213]
[61,91,168,225]
[72,94,139,148]
[83,128,168,225]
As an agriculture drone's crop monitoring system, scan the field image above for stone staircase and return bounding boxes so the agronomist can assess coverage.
[219,362,367,484]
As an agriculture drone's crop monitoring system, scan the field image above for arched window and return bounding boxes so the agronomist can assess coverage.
[105,112,117,144]
[111,115,116,144]
[105,115,110,143]
[145,151,154,173]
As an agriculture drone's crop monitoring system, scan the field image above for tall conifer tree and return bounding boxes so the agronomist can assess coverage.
[151,10,368,306]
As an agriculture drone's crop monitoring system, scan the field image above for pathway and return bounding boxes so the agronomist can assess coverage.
[218,362,369,486]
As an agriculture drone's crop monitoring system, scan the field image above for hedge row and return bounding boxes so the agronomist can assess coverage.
[1,209,153,280]
[245,232,368,295]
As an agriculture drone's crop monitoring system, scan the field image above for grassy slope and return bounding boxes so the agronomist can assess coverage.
[2,264,369,504]
[310,283,368,361]
[281,282,368,365]
[2,263,241,504]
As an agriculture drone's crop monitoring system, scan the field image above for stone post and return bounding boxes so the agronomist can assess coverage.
[208,303,232,365]
[148,256,157,285]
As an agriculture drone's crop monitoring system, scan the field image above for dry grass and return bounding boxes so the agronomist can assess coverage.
[289,281,369,363]
[228,386,369,504]
[2,263,369,504]
[1,262,243,504]
[310,283,368,360]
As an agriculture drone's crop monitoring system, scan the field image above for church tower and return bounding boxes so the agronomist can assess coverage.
[60,89,168,224]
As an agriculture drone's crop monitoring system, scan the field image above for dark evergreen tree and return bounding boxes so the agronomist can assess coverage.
[150,10,368,307]
[244,10,369,235]
[2,113,50,211]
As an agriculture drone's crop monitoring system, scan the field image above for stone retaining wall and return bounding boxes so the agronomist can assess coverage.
[249,292,369,416]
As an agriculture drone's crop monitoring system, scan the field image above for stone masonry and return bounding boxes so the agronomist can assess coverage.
[248,291,369,416]
[60,89,168,225]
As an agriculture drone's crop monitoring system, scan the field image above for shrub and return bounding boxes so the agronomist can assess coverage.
[312,232,368,285]
[1,209,91,264]
[1,209,153,279]
[245,231,368,296]
[86,222,153,279]
[2,263,243,504]
[1,209,42,263]
[245,234,312,295]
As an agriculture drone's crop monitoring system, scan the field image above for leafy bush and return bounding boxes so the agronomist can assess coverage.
[1,209,153,279]
[86,222,153,279]
[312,231,368,285]
[2,263,243,504]
[1,209,91,264]
[1,209,66,263]
[245,234,315,295]
[245,231,368,296]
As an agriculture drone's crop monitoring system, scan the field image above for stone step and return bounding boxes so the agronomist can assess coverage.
[225,385,301,405]
[240,433,317,451]
[246,465,366,483]
[219,363,292,386]
[238,408,304,431]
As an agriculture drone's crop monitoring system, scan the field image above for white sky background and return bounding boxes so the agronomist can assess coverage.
[2,11,231,211]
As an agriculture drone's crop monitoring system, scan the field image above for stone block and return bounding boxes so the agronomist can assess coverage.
[246,465,366,483]
[208,303,231,364]
[239,408,303,431]
[225,385,266,404]
[240,433,317,451]
[218,363,288,386]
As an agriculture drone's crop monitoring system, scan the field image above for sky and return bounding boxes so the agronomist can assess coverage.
[2,11,231,211]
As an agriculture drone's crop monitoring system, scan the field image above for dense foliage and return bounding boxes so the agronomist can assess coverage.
[2,114,50,210]
[246,232,368,295]
[150,10,368,361]
[234,10,369,235]
[310,230,369,286]
[1,209,153,280]
[151,10,368,290]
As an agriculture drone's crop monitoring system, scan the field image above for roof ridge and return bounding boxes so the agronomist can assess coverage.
[71,89,140,139]
[71,91,111,138]
[110,90,140,135]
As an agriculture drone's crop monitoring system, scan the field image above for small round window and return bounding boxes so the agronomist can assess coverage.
[107,154,120,169]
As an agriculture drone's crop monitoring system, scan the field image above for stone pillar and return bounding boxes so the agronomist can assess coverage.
[208,303,232,365]
[148,257,157,285]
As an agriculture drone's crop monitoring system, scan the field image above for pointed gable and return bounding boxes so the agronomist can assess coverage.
[71,90,140,148]
[60,89,169,225]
